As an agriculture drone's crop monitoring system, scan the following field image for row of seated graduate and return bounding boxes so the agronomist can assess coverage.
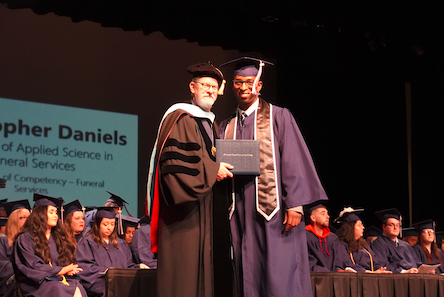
[2,190,444,297]
[0,190,157,297]
[306,203,444,274]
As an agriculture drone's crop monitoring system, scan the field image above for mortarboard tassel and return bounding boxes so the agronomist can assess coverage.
[61,206,64,224]
[118,208,123,236]
[82,206,86,216]
[217,79,226,95]
[252,61,265,96]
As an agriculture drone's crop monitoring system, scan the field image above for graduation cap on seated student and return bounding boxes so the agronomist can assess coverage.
[3,199,31,217]
[138,215,151,227]
[374,208,403,237]
[220,57,274,96]
[334,206,364,225]
[0,217,7,228]
[88,205,125,235]
[0,178,6,188]
[413,219,436,240]
[364,225,382,239]
[62,199,85,224]
[120,215,141,230]
[303,201,329,225]
[33,193,64,209]
[402,227,418,238]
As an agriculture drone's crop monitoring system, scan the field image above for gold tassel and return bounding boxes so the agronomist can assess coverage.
[60,275,69,286]
[218,79,226,95]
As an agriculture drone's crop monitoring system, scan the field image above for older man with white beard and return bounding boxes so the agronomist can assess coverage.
[147,62,233,297]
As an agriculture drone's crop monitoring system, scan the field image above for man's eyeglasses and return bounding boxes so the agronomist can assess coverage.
[194,81,219,92]
[385,223,400,228]
[233,79,255,87]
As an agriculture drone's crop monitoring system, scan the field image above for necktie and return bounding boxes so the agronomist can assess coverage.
[240,111,247,125]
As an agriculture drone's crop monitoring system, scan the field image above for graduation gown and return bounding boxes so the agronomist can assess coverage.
[412,243,444,274]
[219,101,328,297]
[154,109,220,297]
[370,234,417,273]
[129,224,157,269]
[335,241,382,272]
[14,232,86,297]
[75,234,138,296]
[0,236,15,297]
[305,226,344,272]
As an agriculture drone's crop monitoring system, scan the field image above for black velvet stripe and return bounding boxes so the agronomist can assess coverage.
[160,151,201,164]
[161,165,200,176]
[164,138,200,151]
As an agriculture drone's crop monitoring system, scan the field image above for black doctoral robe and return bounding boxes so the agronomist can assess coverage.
[153,109,220,297]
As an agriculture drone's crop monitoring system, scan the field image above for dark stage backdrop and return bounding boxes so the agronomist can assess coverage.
[1,4,444,231]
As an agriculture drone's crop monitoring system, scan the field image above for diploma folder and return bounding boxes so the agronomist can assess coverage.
[216,139,260,175]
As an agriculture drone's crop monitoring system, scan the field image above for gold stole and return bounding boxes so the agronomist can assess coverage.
[225,98,280,221]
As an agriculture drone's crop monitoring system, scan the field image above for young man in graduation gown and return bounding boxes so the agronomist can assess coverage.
[218,57,328,297]
[147,62,233,297]
[305,203,343,272]
[370,208,419,273]
[129,216,157,269]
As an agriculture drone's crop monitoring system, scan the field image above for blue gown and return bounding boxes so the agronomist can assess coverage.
[14,232,87,297]
[306,227,346,272]
[129,224,157,269]
[219,101,328,297]
[412,243,444,274]
[0,235,15,297]
[370,234,417,273]
[75,234,138,296]
[335,241,383,272]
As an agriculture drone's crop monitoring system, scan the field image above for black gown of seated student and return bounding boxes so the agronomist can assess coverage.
[75,207,140,297]
[0,200,31,297]
[13,194,86,297]
[412,220,444,274]
[129,216,157,269]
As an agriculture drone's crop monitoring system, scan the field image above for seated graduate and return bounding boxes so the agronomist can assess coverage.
[118,215,139,246]
[305,202,343,271]
[63,200,85,246]
[129,216,157,269]
[13,194,86,297]
[83,191,128,235]
[402,227,418,247]
[1,200,31,297]
[0,198,7,234]
[436,231,444,254]
[369,208,418,273]
[75,207,148,296]
[412,220,444,274]
[335,207,391,273]
[364,226,382,244]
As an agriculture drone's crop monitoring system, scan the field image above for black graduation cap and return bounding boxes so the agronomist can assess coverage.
[304,201,329,216]
[33,193,64,209]
[0,217,8,227]
[3,199,31,216]
[63,200,84,218]
[220,57,274,77]
[402,227,418,237]
[0,198,7,207]
[95,206,119,220]
[121,215,140,229]
[374,208,402,222]
[365,225,382,238]
[187,62,225,86]
[334,207,364,224]
[0,178,6,188]
[138,215,151,226]
[105,190,128,207]
[412,219,435,232]
[436,231,444,243]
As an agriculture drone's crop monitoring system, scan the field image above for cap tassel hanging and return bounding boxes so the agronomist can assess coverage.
[118,208,124,235]
[82,206,86,216]
[218,79,226,95]
[61,206,64,224]
[252,61,265,96]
